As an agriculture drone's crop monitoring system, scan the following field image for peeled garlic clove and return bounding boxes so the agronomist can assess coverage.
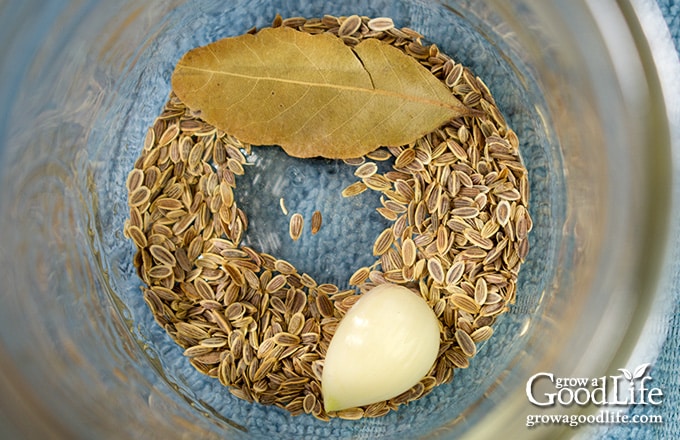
[322,283,440,412]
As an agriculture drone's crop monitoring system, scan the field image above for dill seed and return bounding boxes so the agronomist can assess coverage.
[289,213,304,241]
[341,181,368,197]
[126,13,531,423]
[311,210,322,235]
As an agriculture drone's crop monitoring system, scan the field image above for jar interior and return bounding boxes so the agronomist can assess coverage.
[0,0,663,439]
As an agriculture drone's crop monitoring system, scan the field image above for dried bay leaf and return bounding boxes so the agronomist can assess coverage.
[172,26,471,159]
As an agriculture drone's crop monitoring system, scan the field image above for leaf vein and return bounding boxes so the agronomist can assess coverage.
[177,65,458,111]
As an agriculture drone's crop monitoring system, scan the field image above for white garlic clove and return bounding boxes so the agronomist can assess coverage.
[322,283,440,412]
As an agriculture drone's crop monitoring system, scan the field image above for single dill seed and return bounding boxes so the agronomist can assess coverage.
[289,213,304,241]
[311,210,322,235]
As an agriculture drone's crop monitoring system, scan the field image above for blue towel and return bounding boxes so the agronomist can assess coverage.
[660,1,680,48]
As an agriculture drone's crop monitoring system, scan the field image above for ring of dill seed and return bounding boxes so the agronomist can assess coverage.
[124,13,532,422]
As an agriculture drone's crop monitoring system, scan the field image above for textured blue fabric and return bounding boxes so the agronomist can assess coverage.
[113,2,554,439]
[106,2,680,439]
[146,3,680,438]
[659,1,680,49]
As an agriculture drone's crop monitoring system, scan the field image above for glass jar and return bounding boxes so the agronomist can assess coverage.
[0,1,675,438]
